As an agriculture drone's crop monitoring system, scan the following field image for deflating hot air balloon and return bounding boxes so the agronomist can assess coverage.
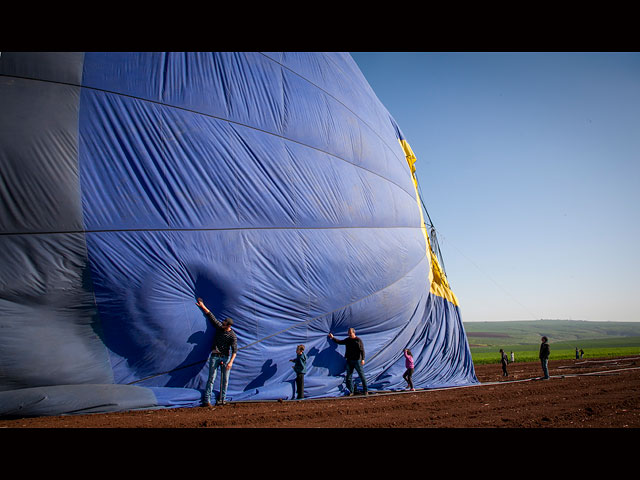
[0,52,477,417]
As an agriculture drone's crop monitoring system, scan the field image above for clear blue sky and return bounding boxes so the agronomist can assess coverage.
[351,52,640,322]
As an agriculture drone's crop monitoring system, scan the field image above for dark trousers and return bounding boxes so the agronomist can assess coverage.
[294,373,305,399]
[403,368,414,389]
[502,362,508,376]
[345,359,368,394]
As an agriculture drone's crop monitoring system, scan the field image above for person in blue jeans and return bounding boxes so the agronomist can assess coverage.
[196,298,238,406]
[539,336,550,379]
[328,328,368,396]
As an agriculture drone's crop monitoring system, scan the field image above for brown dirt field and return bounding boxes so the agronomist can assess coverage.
[2,356,639,429]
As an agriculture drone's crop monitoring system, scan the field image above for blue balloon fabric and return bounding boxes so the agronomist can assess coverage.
[0,52,477,417]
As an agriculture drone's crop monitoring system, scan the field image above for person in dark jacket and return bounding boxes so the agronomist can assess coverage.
[500,348,509,377]
[539,336,550,379]
[328,328,368,396]
[290,344,307,399]
[196,298,238,406]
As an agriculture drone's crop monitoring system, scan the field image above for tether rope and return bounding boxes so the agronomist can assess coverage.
[198,362,640,405]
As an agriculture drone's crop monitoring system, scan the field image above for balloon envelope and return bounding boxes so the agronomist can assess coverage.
[0,52,477,417]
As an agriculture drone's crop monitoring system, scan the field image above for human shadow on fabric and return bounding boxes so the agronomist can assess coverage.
[309,342,345,376]
[244,359,278,391]
[165,330,211,387]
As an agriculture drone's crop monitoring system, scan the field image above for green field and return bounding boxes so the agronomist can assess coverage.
[463,320,640,364]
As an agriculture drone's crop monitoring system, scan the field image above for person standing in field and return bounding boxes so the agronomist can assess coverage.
[196,298,238,406]
[328,328,368,396]
[290,344,307,400]
[510,351,515,363]
[539,336,550,380]
[402,348,415,391]
[500,349,509,377]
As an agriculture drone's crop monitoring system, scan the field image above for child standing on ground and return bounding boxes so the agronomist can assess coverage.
[403,348,415,391]
[290,344,307,399]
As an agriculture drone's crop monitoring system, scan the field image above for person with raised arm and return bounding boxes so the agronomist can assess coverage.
[196,298,238,406]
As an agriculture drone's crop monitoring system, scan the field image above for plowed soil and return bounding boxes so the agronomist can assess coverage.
[2,356,639,428]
